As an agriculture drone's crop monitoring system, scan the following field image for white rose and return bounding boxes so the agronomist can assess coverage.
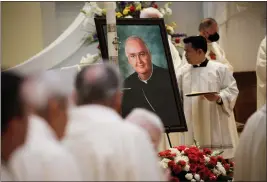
[159,158,171,169]
[191,179,196,182]
[204,155,210,162]
[159,8,165,15]
[124,15,133,18]
[183,164,190,172]
[200,180,204,182]
[165,8,172,16]
[185,173,193,180]
[212,168,221,176]
[194,174,200,181]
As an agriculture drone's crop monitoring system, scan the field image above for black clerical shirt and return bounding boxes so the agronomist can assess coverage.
[121,65,180,127]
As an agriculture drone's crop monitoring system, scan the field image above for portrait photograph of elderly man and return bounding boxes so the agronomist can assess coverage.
[95,19,187,131]
[120,33,180,128]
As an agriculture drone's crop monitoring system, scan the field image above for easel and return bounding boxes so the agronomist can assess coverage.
[165,126,173,148]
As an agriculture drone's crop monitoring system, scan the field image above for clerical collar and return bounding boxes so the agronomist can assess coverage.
[138,66,153,84]
[192,58,209,68]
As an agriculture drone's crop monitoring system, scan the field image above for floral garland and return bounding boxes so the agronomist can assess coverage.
[159,141,234,182]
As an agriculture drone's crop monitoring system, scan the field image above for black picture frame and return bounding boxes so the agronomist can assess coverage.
[95,18,187,132]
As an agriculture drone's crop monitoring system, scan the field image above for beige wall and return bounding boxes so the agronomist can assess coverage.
[1,2,43,68]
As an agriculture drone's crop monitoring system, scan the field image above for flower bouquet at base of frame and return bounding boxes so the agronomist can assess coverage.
[158,141,234,182]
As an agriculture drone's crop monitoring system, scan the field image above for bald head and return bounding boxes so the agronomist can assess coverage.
[126,108,164,149]
[74,63,122,108]
[198,18,217,32]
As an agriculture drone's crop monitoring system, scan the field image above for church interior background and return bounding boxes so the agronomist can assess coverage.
[1,1,266,136]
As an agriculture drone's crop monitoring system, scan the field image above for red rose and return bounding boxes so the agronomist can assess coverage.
[189,163,198,173]
[168,160,175,168]
[170,176,180,182]
[199,157,205,164]
[178,160,186,167]
[188,154,198,163]
[176,145,186,151]
[224,164,230,171]
[208,157,217,166]
[129,5,135,12]
[203,148,212,155]
[209,175,217,181]
[198,151,204,158]
[152,3,158,9]
[217,156,226,164]
[209,51,216,60]
[230,161,235,167]
[173,164,182,174]
[159,150,171,157]
[198,164,206,170]
[175,38,180,44]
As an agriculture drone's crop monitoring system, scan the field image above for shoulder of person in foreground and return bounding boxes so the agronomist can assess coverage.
[121,122,164,180]
[8,143,82,181]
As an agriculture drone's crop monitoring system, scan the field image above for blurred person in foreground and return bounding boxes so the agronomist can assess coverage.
[1,71,29,181]
[63,63,164,181]
[177,36,239,159]
[256,36,266,109]
[8,71,82,181]
[125,108,171,181]
[234,104,266,181]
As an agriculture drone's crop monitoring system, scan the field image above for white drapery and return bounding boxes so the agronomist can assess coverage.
[203,2,266,72]
[5,4,95,75]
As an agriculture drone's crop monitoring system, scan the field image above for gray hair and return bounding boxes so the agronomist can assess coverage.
[124,36,151,57]
[198,17,217,31]
[126,108,164,133]
[74,63,122,106]
[23,71,69,110]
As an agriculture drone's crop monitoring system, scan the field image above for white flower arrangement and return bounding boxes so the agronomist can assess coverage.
[79,53,100,66]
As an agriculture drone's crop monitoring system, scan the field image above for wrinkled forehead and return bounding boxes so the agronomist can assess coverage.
[125,39,148,54]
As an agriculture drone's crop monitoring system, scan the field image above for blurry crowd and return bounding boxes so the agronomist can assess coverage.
[2,63,170,181]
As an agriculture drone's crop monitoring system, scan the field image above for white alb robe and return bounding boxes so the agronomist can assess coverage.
[8,115,82,181]
[1,163,13,181]
[256,36,266,109]
[176,60,239,159]
[234,104,266,181]
[63,105,164,181]
[168,35,186,72]
[182,42,234,72]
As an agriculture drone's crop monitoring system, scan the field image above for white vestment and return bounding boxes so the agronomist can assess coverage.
[168,35,186,72]
[8,115,82,181]
[176,60,239,159]
[182,42,234,72]
[234,104,266,181]
[1,163,13,181]
[63,105,164,181]
[256,36,266,109]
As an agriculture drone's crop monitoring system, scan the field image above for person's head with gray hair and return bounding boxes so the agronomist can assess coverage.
[126,108,164,150]
[22,71,69,140]
[198,18,219,43]
[124,36,153,81]
[73,63,123,113]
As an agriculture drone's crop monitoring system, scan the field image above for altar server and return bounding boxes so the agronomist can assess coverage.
[234,104,266,181]
[182,18,233,72]
[63,63,164,181]
[177,36,239,159]
[9,71,82,181]
[1,71,29,181]
[256,36,266,109]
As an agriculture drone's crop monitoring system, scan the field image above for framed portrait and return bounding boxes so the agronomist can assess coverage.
[95,18,187,132]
